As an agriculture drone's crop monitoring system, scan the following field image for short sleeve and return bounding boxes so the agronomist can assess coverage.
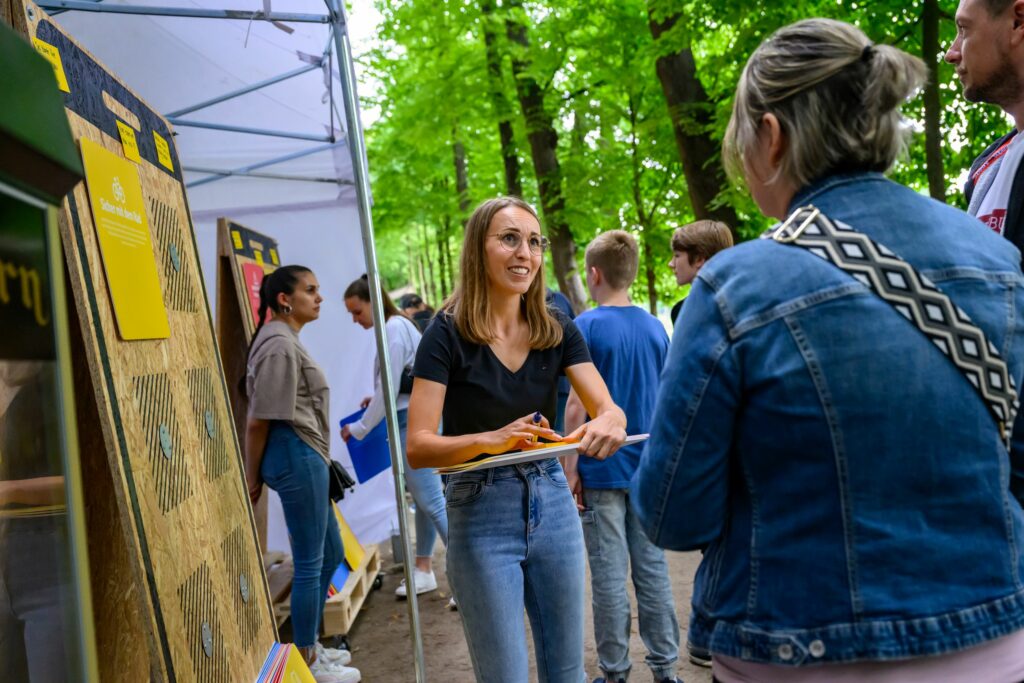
[574,312,593,346]
[559,315,591,369]
[413,314,455,385]
[249,352,299,420]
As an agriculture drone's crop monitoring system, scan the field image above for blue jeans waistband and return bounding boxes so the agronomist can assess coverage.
[449,457,561,485]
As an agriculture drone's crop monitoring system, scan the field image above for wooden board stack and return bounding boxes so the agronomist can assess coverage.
[215,219,281,550]
[8,2,278,680]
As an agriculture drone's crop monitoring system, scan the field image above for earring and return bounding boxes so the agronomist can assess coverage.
[282,304,293,315]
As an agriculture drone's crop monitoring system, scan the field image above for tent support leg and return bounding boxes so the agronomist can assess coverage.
[326,2,427,681]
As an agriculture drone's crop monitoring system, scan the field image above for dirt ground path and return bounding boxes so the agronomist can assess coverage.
[342,517,713,683]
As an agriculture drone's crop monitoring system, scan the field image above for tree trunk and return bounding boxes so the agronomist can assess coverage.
[416,251,428,303]
[648,9,739,238]
[642,235,657,315]
[437,216,450,297]
[505,1,587,313]
[922,0,946,202]
[453,129,472,228]
[627,94,659,315]
[420,223,436,304]
[442,225,454,297]
[480,0,523,197]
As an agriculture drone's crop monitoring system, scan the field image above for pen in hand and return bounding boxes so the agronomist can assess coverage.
[531,411,542,443]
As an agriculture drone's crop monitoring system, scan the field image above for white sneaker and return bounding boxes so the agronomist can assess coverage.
[309,656,360,683]
[327,664,361,683]
[315,641,352,667]
[448,596,458,610]
[394,568,438,597]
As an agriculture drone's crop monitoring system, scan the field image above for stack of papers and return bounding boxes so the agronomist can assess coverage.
[255,643,316,683]
[436,434,649,474]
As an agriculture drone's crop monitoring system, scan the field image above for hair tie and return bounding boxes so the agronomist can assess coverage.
[861,44,874,62]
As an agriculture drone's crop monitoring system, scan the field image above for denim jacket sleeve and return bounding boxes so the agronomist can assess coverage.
[630,276,740,551]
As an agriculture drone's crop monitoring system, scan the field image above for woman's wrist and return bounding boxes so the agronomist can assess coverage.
[597,406,627,429]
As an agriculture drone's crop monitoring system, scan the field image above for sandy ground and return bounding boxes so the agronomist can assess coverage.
[337,510,713,683]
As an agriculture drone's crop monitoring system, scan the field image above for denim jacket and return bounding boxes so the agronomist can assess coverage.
[631,173,1024,665]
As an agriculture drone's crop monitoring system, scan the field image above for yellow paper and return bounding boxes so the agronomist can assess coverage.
[31,38,70,93]
[231,230,243,250]
[254,250,264,266]
[332,502,365,570]
[269,248,279,265]
[79,138,170,340]
[115,120,141,163]
[152,131,173,171]
[282,646,317,683]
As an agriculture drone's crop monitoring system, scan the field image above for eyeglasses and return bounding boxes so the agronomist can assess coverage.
[491,231,549,255]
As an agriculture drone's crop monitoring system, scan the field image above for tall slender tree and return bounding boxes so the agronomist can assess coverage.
[480,0,523,197]
[648,7,739,237]
[505,0,587,312]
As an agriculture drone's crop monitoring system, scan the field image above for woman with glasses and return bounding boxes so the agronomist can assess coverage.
[406,196,627,682]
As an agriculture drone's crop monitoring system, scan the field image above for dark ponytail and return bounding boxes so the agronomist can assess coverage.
[238,264,312,394]
[343,274,406,322]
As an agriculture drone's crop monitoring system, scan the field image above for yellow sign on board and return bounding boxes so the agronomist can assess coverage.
[269,248,279,265]
[31,38,70,93]
[79,138,170,340]
[115,120,141,163]
[254,250,264,266]
[231,230,243,250]
[152,131,174,171]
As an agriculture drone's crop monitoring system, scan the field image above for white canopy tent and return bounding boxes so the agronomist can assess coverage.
[35,0,426,676]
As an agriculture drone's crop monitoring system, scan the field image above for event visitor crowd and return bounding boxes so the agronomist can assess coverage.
[242,3,1024,681]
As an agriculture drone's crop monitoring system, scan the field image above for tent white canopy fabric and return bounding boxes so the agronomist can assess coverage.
[46,0,399,547]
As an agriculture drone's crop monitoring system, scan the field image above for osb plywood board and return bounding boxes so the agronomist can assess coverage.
[216,220,281,551]
[12,3,277,680]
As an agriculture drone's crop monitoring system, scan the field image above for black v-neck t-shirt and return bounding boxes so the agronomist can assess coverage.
[413,310,591,441]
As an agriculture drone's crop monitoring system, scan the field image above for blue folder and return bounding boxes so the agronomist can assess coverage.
[340,407,391,483]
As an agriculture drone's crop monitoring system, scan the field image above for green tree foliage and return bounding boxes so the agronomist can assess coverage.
[362,0,1012,315]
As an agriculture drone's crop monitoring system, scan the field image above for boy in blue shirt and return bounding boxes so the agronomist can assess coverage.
[563,231,680,683]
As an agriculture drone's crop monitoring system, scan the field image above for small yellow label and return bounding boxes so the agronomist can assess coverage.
[115,121,141,163]
[231,231,243,250]
[152,131,173,171]
[254,250,264,266]
[31,38,70,93]
[269,248,279,265]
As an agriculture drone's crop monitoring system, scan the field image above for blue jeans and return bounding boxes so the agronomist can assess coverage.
[445,459,587,683]
[261,422,344,647]
[397,409,448,557]
[0,515,74,683]
[582,488,679,680]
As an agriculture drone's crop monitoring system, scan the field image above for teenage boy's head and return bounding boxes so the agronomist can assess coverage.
[669,220,734,286]
[585,230,639,296]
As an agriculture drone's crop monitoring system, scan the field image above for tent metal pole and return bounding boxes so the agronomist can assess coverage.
[182,166,352,185]
[326,1,427,681]
[185,140,346,189]
[165,118,332,142]
[166,64,320,118]
[37,1,330,22]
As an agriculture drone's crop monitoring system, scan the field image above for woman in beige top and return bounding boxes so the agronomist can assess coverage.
[243,265,358,683]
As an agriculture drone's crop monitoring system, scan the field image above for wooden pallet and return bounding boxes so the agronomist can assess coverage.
[275,544,381,636]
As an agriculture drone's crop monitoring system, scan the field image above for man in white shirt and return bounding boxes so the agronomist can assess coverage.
[947,0,1024,257]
